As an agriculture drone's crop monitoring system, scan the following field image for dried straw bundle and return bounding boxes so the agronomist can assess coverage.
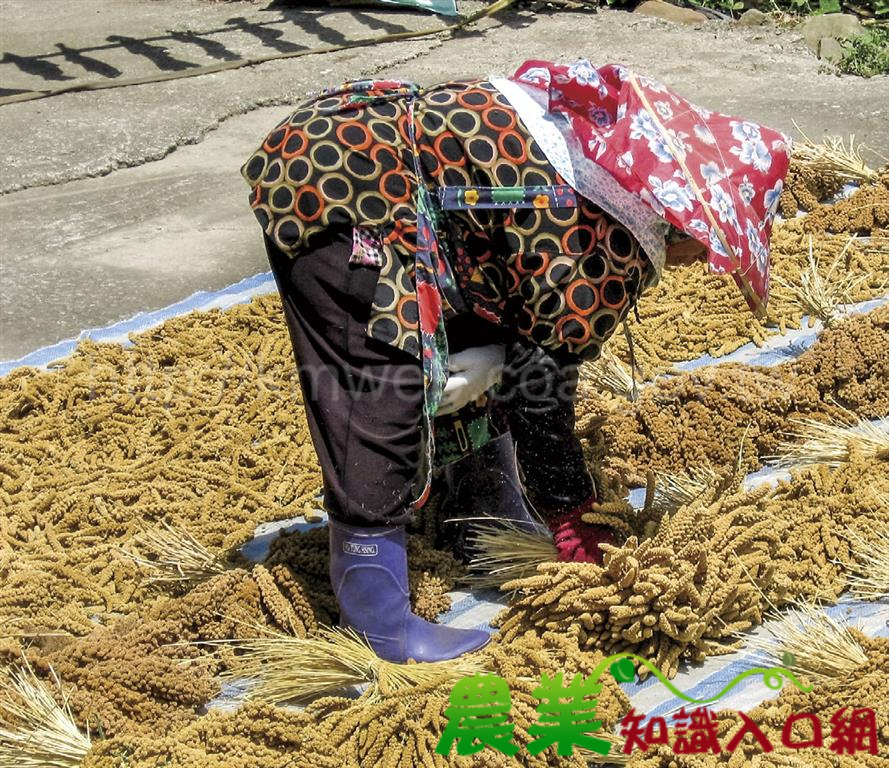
[580,346,640,401]
[0,658,91,768]
[746,601,869,683]
[585,732,631,766]
[838,504,889,600]
[773,235,873,327]
[209,626,487,703]
[791,128,880,187]
[649,465,719,514]
[117,520,229,585]
[466,497,643,590]
[772,415,889,468]
[466,522,557,589]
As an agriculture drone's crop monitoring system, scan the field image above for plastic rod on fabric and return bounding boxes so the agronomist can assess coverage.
[438,184,578,210]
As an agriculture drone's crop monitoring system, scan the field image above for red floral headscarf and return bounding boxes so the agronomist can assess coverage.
[512,60,793,315]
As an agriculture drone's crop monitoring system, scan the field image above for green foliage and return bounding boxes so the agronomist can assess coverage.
[854,0,889,17]
[685,0,811,16]
[681,0,887,17]
[837,24,889,75]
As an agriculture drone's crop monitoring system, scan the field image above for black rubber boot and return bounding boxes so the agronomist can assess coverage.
[439,432,543,561]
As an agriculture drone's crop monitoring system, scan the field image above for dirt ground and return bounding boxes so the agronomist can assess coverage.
[0,0,886,360]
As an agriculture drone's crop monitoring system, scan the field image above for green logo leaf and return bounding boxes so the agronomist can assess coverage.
[610,658,636,683]
[782,650,796,668]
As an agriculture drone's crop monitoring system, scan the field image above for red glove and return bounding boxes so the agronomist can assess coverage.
[545,500,618,565]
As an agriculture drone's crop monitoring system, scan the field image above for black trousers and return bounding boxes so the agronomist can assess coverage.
[266,228,593,526]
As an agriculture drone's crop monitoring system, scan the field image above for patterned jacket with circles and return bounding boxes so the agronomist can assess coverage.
[242,78,657,363]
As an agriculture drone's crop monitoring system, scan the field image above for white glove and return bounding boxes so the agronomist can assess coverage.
[438,344,506,416]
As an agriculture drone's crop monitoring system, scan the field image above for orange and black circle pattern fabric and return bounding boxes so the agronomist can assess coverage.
[242,79,657,361]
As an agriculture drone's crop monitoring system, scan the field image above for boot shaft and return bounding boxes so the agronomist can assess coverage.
[329,519,411,628]
[327,518,489,663]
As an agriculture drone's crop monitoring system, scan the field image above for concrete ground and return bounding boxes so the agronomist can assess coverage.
[1,0,887,361]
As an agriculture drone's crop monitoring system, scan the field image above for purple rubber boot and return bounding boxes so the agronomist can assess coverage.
[329,519,490,663]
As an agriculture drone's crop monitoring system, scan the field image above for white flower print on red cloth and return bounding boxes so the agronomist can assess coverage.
[511,59,793,315]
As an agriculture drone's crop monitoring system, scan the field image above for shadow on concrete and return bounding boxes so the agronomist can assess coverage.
[0,8,423,87]
[0,51,75,80]
[226,16,307,53]
[169,31,241,62]
[55,43,122,78]
[106,35,200,71]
